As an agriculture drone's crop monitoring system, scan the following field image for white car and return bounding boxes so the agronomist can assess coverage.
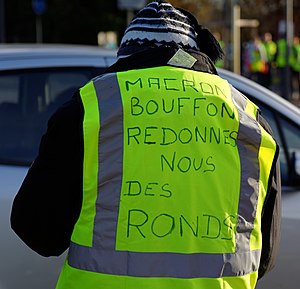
[0,44,299,289]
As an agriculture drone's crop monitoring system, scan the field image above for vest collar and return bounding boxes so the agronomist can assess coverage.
[106,47,218,75]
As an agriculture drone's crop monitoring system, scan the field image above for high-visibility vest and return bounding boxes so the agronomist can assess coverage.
[264,41,277,62]
[289,44,300,72]
[56,66,277,289]
[276,39,287,68]
[250,42,268,73]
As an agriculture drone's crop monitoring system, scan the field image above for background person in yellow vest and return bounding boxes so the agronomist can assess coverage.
[275,35,290,99]
[263,32,277,90]
[248,34,269,87]
[289,36,300,98]
[11,1,281,289]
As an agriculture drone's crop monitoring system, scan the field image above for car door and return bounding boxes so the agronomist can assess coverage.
[239,92,300,289]
[0,67,102,289]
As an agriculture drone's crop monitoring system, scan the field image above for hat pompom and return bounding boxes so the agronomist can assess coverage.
[196,26,224,63]
[176,7,224,63]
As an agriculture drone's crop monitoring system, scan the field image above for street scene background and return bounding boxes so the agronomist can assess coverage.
[1,2,300,289]
[1,0,300,100]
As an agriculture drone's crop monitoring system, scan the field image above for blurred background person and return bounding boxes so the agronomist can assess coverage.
[247,34,269,87]
[289,36,300,99]
[275,34,290,99]
[263,32,277,90]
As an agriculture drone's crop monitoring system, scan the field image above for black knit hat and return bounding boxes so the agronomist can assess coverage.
[118,0,224,63]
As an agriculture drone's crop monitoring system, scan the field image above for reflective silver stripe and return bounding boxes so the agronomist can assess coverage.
[92,73,123,249]
[231,87,261,252]
[231,85,247,111]
[69,72,263,278]
[68,242,261,278]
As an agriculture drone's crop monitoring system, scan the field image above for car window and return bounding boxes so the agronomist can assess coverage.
[247,95,300,187]
[280,118,300,150]
[279,117,300,183]
[256,102,289,185]
[0,68,100,165]
[0,75,19,104]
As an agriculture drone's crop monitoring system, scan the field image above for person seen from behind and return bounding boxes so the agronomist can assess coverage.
[275,34,290,98]
[11,1,281,289]
[289,36,300,98]
[263,32,277,89]
[248,34,269,87]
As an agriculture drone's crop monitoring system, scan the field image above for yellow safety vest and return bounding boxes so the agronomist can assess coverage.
[264,41,277,62]
[289,44,300,72]
[276,39,287,68]
[250,43,268,73]
[56,66,277,289]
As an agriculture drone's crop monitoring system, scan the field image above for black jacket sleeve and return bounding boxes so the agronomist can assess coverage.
[10,93,84,257]
[257,114,282,279]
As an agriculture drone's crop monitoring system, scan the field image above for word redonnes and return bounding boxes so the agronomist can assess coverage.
[127,126,237,147]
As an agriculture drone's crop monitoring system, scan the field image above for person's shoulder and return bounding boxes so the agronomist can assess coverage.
[48,91,83,126]
[257,112,273,135]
